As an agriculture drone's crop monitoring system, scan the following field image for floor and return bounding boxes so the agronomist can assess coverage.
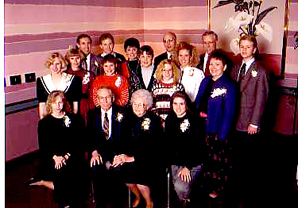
[5,133,298,208]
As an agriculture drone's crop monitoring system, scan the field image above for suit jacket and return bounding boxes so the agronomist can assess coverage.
[81,53,101,76]
[230,60,269,132]
[134,64,157,92]
[87,105,125,162]
[195,75,236,140]
[197,53,209,76]
[154,52,168,69]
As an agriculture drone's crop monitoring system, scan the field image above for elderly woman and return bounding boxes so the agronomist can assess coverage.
[151,59,184,124]
[64,48,95,126]
[29,91,88,207]
[165,91,205,208]
[36,52,82,119]
[174,41,205,103]
[195,50,236,199]
[112,89,163,208]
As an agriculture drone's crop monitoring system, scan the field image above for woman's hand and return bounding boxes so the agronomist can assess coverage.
[112,155,125,167]
[178,167,191,183]
[53,155,66,169]
[90,150,103,167]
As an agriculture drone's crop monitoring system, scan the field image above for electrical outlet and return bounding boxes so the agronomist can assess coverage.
[10,75,22,85]
[25,73,36,83]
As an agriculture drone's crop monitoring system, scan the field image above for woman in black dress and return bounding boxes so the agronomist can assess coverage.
[30,91,87,207]
[36,52,82,119]
[112,89,163,208]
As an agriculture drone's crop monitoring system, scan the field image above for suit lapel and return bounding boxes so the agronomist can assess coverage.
[240,61,257,93]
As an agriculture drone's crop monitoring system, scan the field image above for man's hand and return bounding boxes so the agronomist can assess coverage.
[90,150,103,167]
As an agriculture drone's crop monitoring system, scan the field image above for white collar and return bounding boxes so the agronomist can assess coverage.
[41,73,74,93]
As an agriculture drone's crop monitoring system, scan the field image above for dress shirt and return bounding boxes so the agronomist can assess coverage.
[203,53,209,73]
[167,52,172,60]
[141,64,154,89]
[86,54,91,71]
[101,107,112,138]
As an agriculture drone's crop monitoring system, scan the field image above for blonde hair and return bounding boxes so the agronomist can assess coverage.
[155,59,181,84]
[45,52,67,69]
[44,91,72,117]
[175,41,198,67]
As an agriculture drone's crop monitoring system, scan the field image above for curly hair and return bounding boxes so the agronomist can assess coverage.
[155,59,181,84]
[44,52,67,69]
[175,41,198,67]
[131,89,153,109]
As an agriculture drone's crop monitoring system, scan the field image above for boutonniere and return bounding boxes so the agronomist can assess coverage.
[251,69,258,77]
[180,119,190,132]
[142,118,151,131]
[116,112,124,122]
[189,69,194,76]
[211,88,227,98]
[115,76,122,87]
[82,72,90,84]
[63,115,71,127]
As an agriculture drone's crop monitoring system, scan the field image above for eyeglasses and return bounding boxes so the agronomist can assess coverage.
[203,41,216,45]
[98,96,112,101]
[163,38,176,44]
[133,103,146,108]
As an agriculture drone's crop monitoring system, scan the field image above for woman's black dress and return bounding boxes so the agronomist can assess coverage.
[38,113,88,205]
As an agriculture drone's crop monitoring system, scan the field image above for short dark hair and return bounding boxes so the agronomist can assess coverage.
[139,45,154,57]
[209,49,228,67]
[77,34,92,44]
[124,37,140,51]
[99,33,115,45]
[103,54,117,65]
[202,30,218,41]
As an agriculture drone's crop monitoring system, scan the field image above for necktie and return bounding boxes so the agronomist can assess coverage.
[238,63,246,81]
[103,113,109,140]
[205,57,210,77]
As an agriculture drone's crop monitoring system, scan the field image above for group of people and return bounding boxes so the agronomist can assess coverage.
[28,30,270,208]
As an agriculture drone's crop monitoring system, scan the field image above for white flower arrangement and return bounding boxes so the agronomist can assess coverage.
[214,0,277,54]
[63,115,71,127]
[251,69,258,77]
[82,72,90,84]
[116,113,124,122]
[189,69,194,76]
[142,118,151,131]
[180,119,190,133]
[211,88,227,98]
[115,76,122,87]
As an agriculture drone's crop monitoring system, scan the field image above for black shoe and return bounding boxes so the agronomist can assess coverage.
[24,177,42,189]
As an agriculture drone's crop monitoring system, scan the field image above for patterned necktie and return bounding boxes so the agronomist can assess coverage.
[103,113,109,140]
[238,63,246,82]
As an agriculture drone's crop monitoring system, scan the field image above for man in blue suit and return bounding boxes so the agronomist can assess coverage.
[87,87,126,208]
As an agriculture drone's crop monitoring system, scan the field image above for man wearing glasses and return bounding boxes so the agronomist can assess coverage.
[154,32,177,69]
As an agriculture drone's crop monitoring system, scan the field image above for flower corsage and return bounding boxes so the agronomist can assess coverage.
[116,112,124,122]
[142,118,151,131]
[63,115,71,127]
[211,88,227,98]
[180,119,190,133]
[82,72,90,84]
[251,69,258,77]
[115,76,122,87]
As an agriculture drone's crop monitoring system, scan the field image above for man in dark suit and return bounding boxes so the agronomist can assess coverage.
[197,31,218,76]
[88,87,126,208]
[154,32,177,69]
[76,34,101,75]
[230,35,269,206]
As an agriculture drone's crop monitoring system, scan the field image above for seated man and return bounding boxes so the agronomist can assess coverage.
[87,87,127,208]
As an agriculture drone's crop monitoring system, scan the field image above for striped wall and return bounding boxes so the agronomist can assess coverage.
[4,0,209,161]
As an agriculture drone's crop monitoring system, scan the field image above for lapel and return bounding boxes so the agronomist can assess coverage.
[240,61,257,93]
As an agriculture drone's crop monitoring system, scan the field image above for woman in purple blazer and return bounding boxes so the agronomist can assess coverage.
[195,49,236,200]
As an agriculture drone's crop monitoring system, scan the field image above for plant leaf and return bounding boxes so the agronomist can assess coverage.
[213,0,234,9]
[255,6,277,25]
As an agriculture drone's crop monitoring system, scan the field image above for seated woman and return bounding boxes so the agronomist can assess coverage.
[29,91,88,207]
[174,41,205,103]
[112,89,163,208]
[36,52,82,119]
[64,48,95,126]
[92,54,129,107]
[151,59,184,124]
[195,50,236,199]
[165,91,205,208]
